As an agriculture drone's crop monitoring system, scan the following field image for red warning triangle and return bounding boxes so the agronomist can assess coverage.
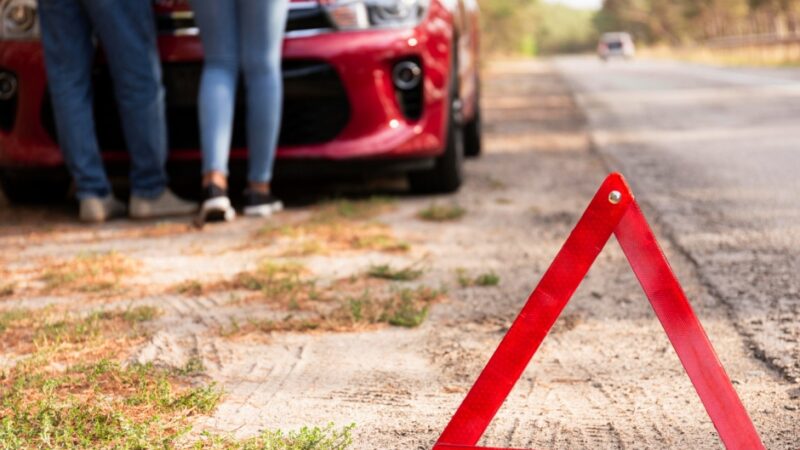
[433,173,764,450]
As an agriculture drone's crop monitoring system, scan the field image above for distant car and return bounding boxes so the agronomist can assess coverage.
[0,0,482,203]
[597,32,635,60]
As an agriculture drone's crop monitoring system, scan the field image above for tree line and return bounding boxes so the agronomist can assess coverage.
[478,0,800,55]
[595,0,800,44]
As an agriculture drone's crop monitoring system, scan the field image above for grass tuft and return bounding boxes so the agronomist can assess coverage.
[366,264,422,281]
[122,305,160,324]
[39,251,137,294]
[0,308,27,332]
[417,203,466,222]
[457,269,500,287]
[256,197,407,255]
[172,279,206,296]
[0,358,222,448]
[195,422,355,449]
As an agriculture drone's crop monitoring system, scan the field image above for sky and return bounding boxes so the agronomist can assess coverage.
[543,0,602,10]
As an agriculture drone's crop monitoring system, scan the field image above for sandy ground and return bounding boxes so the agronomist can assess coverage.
[1,60,797,448]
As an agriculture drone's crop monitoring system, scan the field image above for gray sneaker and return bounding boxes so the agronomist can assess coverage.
[80,195,126,223]
[129,188,197,219]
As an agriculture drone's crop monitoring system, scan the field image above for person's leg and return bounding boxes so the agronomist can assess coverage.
[191,0,239,189]
[238,0,288,190]
[190,0,240,223]
[81,0,167,199]
[38,0,111,200]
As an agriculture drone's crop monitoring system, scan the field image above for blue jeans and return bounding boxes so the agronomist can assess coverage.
[39,0,167,200]
[191,0,288,184]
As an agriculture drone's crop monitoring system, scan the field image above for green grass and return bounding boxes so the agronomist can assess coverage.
[173,279,205,296]
[174,356,206,377]
[457,269,500,288]
[257,197,407,255]
[39,251,136,294]
[385,287,441,328]
[121,305,160,324]
[232,261,320,310]
[31,308,159,348]
[366,264,422,281]
[417,203,466,222]
[0,309,27,332]
[309,197,394,223]
[0,358,223,449]
[195,422,355,449]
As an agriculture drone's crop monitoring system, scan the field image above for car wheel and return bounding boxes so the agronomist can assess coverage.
[463,94,482,158]
[0,169,71,204]
[408,52,464,194]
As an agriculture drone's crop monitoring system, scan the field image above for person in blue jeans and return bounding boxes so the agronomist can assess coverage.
[38,0,196,223]
[191,0,289,222]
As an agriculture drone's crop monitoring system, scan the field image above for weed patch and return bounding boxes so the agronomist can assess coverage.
[196,422,355,449]
[221,284,444,337]
[0,307,158,355]
[39,252,137,294]
[172,279,206,296]
[457,269,500,287]
[367,263,422,281]
[0,358,222,448]
[417,203,466,222]
[257,197,408,254]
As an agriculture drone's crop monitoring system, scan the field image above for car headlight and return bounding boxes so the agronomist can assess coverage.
[0,0,39,40]
[324,0,429,31]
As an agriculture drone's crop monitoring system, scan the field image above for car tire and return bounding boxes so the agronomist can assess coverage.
[0,169,71,204]
[463,95,482,158]
[408,51,464,194]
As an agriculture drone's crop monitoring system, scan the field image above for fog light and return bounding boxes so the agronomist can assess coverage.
[392,60,421,90]
[0,72,17,100]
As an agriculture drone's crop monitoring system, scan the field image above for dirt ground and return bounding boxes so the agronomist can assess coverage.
[1,60,797,448]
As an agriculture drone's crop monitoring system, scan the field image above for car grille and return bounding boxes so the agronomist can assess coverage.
[156,2,334,37]
[40,60,351,151]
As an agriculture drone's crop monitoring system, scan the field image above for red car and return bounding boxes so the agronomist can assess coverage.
[0,0,481,203]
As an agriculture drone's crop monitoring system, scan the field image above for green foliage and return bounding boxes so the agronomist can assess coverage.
[0,359,222,449]
[534,2,598,54]
[366,264,423,281]
[0,309,27,332]
[195,422,355,449]
[594,0,799,44]
[457,269,501,288]
[479,0,597,55]
[417,203,466,222]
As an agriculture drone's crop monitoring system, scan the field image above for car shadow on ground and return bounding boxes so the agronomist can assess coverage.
[0,171,429,238]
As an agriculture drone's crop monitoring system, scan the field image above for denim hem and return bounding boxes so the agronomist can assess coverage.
[130,185,166,200]
[75,187,112,201]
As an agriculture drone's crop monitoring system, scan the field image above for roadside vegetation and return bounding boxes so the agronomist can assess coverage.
[417,203,466,222]
[257,197,409,255]
[39,251,138,294]
[0,303,355,448]
[366,263,423,281]
[481,0,800,66]
[456,269,501,288]
[0,358,221,448]
[195,423,355,449]
[166,256,445,336]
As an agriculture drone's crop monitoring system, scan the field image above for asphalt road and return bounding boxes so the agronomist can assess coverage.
[555,56,800,384]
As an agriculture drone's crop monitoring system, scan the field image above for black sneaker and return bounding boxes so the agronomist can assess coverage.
[199,184,236,223]
[243,190,283,217]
